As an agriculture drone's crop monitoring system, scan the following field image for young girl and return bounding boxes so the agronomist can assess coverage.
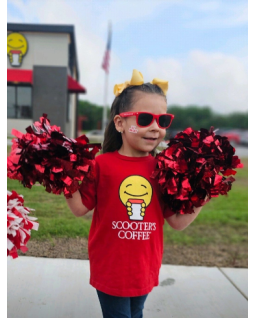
[66,70,207,318]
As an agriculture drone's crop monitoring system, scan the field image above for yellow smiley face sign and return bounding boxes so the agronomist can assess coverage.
[7,32,28,67]
[119,175,153,221]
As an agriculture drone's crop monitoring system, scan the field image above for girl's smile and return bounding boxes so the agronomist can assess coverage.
[143,137,158,141]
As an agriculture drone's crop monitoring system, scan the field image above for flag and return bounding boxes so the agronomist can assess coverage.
[102,23,112,73]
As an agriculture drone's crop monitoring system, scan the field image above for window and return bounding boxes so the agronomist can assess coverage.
[7,86,15,118]
[7,86,32,119]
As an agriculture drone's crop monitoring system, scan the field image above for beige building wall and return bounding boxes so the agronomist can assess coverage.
[70,93,76,138]
[7,119,33,136]
[7,31,78,139]
[7,32,69,69]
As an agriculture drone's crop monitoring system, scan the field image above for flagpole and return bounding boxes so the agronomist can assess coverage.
[102,21,111,133]
[102,71,108,132]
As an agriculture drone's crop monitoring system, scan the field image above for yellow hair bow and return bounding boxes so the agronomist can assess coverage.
[113,69,168,96]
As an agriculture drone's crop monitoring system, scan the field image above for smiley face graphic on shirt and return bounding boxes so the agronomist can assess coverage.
[119,175,153,221]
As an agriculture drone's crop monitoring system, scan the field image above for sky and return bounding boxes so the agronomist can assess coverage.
[7,0,248,114]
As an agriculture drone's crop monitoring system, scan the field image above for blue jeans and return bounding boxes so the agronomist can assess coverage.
[96,290,148,318]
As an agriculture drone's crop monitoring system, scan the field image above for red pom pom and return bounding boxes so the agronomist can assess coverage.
[7,190,39,259]
[7,114,101,198]
[152,127,243,214]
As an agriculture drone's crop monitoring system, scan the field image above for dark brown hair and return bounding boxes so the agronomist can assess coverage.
[102,83,166,154]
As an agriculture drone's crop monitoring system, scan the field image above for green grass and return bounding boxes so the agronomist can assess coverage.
[7,178,92,240]
[7,143,248,246]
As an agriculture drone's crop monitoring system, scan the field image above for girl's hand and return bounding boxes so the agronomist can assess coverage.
[66,190,90,217]
[165,195,210,231]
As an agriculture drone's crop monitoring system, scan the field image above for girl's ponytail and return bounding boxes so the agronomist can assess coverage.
[102,95,123,153]
[102,115,122,153]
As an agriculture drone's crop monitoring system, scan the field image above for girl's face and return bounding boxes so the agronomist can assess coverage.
[115,91,168,157]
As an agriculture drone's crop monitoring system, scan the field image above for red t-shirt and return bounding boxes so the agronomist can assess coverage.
[79,151,174,297]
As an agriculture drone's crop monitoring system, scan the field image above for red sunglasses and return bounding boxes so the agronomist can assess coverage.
[119,112,174,129]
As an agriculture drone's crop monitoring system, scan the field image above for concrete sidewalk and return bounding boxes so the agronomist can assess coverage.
[7,257,247,318]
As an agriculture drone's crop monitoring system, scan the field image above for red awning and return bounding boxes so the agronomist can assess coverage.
[67,75,86,93]
[7,69,86,93]
[7,69,33,84]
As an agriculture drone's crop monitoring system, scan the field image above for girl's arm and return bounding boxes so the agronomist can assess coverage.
[66,190,90,217]
[165,205,203,231]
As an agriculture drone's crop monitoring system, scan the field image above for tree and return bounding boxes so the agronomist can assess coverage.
[78,100,104,130]
[78,101,248,131]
